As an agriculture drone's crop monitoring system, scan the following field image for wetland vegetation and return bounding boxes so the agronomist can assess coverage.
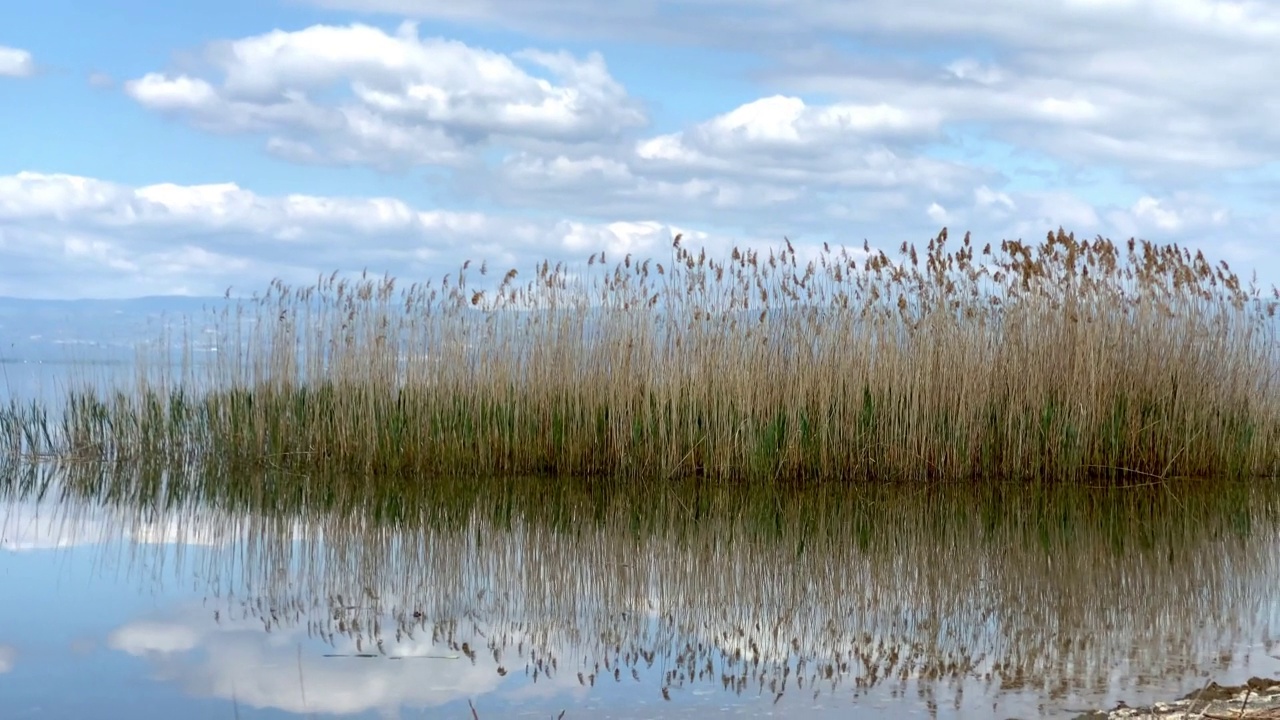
[2,225,1280,716]
[3,228,1280,483]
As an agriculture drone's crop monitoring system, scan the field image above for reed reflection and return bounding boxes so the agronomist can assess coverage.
[3,465,1277,716]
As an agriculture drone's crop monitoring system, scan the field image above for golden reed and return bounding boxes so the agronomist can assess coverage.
[6,227,1279,483]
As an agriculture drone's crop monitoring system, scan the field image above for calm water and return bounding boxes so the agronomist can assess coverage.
[3,344,1280,719]
[1,459,1279,719]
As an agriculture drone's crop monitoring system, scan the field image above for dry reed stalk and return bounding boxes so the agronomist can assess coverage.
[3,228,1278,483]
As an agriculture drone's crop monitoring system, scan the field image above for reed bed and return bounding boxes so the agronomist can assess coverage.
[4,227,1279,482]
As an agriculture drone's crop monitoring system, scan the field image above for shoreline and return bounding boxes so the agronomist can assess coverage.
[1076,677,1280,719]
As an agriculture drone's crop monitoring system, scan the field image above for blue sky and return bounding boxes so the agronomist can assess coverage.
[2,0,1279,298]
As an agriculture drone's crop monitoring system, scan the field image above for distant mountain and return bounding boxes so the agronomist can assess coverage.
[0,296,231,363]
[0,296,240,404]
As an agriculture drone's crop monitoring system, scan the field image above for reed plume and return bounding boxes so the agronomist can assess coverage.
[5,228,1278,483]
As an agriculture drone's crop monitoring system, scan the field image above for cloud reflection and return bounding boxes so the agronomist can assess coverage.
[0,498,270,552]
[106,604,582,715]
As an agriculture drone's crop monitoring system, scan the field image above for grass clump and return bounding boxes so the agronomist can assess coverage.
[3,227,1279,483]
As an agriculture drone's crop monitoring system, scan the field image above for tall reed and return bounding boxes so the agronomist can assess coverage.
[5,227,1279,482]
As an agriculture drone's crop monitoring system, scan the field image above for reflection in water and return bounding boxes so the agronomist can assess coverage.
[2,463,1280,718]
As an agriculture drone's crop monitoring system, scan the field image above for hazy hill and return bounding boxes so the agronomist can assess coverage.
[0,296,229,363]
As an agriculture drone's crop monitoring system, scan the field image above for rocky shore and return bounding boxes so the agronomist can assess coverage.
[1075,677,1280,719]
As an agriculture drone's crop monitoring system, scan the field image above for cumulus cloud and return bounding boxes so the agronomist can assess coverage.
[759,8,1280,184]
[291,0,1280,184]
[1107,193,1231,238]
[0,45,34,77]
[119,21,989,234]
[93,9,1280,290]
[771,53,1276,183]
[974,186,1017,216]
[483,151,809,221]
[124,22,645,171]
[4,169,1271,300]
[632,96,954,183]
[299,0,1280,59]
[0,172,702,298]
[466,93,985,236]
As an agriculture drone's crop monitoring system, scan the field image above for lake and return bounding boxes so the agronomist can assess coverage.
[2,460,1278,719]
[3,280,1280,719]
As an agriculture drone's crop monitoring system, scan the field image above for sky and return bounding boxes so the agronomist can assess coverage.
[2,0,1280,299]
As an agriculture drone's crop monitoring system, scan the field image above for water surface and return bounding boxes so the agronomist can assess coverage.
[2,463,1278,719]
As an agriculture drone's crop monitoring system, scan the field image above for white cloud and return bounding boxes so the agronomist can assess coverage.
[975,185,1017,213]
[2,170,1275,299]
[633,96,951,183]
[688,95,939,144]
[1106,192,1231,239]
[926,202,949,224]
[1003,191,1103,237]
[112,19,989,238]
[75,7,1280,295]
[297,0,1280,52]
[124,22,645,171]
[0,45,34,78]
[0,172,698,298]
[1130,196,1185,232]
[945,58,1006,85]
[483,151,813,220]
[0,645,15,673]
[470,95,982,232]
[292,1,1280,182]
